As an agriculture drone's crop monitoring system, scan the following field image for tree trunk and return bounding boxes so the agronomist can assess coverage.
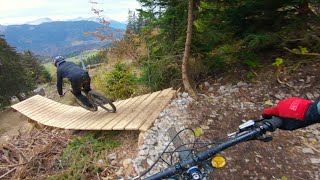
[15,94,25,102]
[182,0,198,100]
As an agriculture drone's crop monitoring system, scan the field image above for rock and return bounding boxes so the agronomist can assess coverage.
[147,159,154,166]
[181,92,189,98]
[138,148,150,156]
[10,97,20,105]
[187,96,194,103]
[33,87,45,96]
[102,176,114,180]
[144,136,157,145]
[200,125,210,130]
[312,130,320,135]
[230,169,237,173]
[115,167,124,177]
[275,93,284,99]
[204,82,210,87]
[237,81,247,87]
[306,93,314,100]
[230,87,239,93]
[149,149,158,156]
[310,158,320,164]
[302,148,315,154]
[110,160,117,166]
[122,158,132,169]
[97,159,104,165]
[218,86,226,93]
[208,87,214,92]
[107,153,117,161]
[306,76,311,83]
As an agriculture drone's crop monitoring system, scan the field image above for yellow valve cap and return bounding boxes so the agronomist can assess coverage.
[193,127,204,137]
[211,156,226,168]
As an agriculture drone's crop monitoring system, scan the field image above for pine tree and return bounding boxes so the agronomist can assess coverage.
[0,36,37,107]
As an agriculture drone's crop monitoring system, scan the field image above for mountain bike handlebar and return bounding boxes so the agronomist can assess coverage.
[143,117,283,180]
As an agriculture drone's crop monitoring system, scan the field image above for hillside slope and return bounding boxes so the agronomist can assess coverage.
[1,60,320,179]
[1,20,124,56]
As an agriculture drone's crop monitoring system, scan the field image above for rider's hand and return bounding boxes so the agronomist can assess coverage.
[262,97,320,130]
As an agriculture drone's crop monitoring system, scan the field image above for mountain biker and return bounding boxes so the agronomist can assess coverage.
[52,56,93,108]
[262,97,320,130]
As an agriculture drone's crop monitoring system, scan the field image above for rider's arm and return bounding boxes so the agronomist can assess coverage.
[262,97,320,130]
[56,70,63,96]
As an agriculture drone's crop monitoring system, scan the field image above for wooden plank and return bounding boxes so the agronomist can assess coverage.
[104,93,151,130]
[139,90,176,131]
[65,108,105,129]
[12,95,50,113]
[32,103,67,123]
[77,97,135,130]
[125,88,173,130]
[111,92,157,130]
[16,97,54,116]
[42,106,78,126]
[44,99,121,128]
[21,96,60,115]
[32,100,66,120]
[45,108,80,128]
[36,104,68,123]
[61,108,101,129]
[21,101,59,120]
[71,110,109,129]
[69,100,125,129]
[82,96,140,130]
[51,107,90,128]
[11,95,42,110]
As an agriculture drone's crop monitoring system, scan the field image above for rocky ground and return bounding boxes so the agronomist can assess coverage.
[128,61,320,179]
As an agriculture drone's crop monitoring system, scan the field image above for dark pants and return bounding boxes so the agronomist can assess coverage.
[70,72,93,107]
[71,72,91,96]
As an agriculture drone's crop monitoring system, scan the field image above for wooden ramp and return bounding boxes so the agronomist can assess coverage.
[11,88,176,131]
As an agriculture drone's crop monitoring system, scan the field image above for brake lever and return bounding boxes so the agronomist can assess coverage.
[238,119,273,142]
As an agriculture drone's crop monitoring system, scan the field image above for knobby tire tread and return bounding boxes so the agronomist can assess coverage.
[88,91,116,113]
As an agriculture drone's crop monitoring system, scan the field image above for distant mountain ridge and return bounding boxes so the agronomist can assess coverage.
[0,19,126,56]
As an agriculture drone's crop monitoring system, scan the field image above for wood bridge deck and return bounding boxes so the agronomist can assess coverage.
[11,88,176,131]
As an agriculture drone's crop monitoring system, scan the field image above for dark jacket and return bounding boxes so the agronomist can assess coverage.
[56,61,87,95]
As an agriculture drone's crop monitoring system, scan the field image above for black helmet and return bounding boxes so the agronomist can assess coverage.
[52,56,66,67]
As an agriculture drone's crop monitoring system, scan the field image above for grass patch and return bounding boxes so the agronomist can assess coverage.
[49,131,120,179]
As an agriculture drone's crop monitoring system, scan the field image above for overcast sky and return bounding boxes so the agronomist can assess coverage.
[0,0,140,25]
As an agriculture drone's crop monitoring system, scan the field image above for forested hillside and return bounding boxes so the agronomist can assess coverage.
[105,0,320,94]
[1,20,124,56]
[0,36,51,108]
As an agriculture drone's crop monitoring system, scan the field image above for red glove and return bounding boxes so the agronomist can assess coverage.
[262,97,320,130]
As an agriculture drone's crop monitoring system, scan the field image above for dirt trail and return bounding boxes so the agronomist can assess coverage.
[0,108,31,144]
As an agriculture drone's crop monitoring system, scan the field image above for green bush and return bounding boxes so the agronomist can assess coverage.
[240,51,261,69]
[40,68,52,82]
[139,57,180,91]
[244,33,279,50]
[93,61,138,100]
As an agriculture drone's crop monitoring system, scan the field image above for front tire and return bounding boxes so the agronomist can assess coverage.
[88,91,116,113]
[75,97,98,111]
